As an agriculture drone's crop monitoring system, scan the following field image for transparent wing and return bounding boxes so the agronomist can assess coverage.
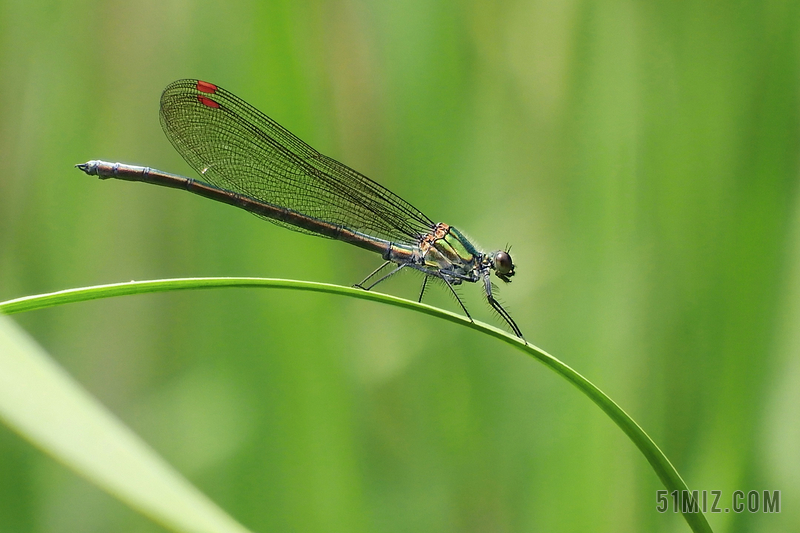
[159,79,435,243]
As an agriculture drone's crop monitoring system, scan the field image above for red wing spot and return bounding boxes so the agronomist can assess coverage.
[196,80,218,94]
[197,95,220,109]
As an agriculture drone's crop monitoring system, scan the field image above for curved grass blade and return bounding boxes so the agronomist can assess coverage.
[0,278,712,532]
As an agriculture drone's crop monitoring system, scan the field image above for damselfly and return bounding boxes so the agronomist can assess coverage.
[77,79,523,338]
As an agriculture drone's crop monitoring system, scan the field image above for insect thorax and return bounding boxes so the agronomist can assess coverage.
[419,223,481,277]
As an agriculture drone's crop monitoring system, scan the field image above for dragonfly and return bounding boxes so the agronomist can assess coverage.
[77,79,523,338]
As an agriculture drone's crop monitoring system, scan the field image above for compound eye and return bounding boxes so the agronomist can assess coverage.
[493,251,514,276]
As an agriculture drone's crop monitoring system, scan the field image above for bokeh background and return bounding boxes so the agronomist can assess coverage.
[1,0,798,531]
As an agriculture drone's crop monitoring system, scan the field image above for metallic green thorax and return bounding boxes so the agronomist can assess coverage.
[421,224,480,277]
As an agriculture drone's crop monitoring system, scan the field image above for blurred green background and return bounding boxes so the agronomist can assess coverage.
[1,0,798,531]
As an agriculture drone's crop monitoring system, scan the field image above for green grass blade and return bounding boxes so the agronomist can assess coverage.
[0,278,712,532]
[0,316,253,533]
